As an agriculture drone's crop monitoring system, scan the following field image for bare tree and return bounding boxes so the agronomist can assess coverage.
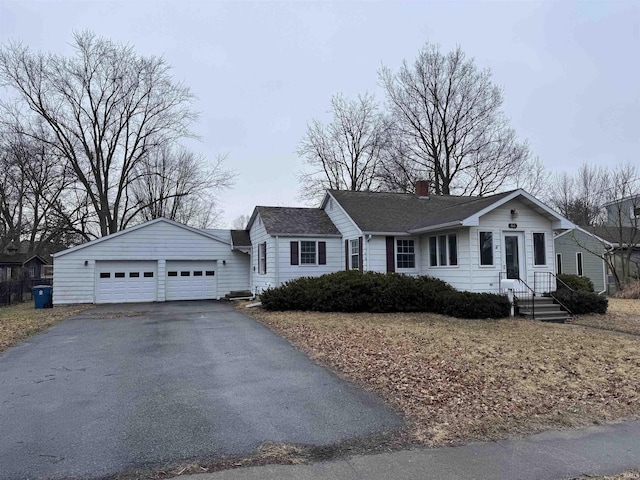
[548,163,608,226]
[379,43,530,196]
[554,163,639,290]
[506,156,550,198]
[129,146,234,228]
[0,31,199,237]
[231,214,250,230]
[297,92,389,202]
[598,163,640,287]
[0,120,84,253]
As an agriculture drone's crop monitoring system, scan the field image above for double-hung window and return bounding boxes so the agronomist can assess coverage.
[300,241,317,265]
[533,233,546,266]
[258,242,267,274]
[479,232,493,266]
[429,234,458,266]
[396,239,415,269]
[350,239,360,270]
[291,241,327,266]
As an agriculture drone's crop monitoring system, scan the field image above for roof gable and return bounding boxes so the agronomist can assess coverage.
[325,189,573,234]
[53,218,231,258]
[0,253,47,265]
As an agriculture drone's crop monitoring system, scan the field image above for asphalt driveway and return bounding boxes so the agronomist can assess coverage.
[0,301,402,480]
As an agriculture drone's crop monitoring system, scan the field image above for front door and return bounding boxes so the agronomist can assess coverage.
[503,232,525,281]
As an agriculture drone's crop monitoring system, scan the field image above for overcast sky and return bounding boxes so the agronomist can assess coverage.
[1,0,638,227]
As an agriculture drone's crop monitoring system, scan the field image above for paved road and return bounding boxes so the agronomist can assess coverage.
[0,301,402,480]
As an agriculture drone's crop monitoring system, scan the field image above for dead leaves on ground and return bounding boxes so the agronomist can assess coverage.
[247,308,640,446]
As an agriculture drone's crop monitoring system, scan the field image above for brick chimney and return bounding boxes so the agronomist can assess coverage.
[415,180,429,198]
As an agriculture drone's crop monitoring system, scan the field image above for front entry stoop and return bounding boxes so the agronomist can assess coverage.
[519,296,571,323]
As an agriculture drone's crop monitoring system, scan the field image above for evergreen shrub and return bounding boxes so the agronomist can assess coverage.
[260,271,510,319]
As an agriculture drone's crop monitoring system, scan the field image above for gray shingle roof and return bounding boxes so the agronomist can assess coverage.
[0,253,46,265]
[327,190,516,233]
[583,226,640,246]
[230,230,251,248]
[256,207,340,236]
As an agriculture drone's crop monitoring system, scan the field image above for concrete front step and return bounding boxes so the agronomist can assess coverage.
[224,290,253,299]
[518,296,571,323]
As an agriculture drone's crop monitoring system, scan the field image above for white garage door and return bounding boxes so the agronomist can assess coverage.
[166,261,217,301]
[96,261,157,303]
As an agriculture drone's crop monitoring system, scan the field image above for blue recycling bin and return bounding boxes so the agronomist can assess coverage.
[32,285,53,309]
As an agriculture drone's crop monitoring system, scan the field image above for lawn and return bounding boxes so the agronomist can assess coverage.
[0,302,91,352]
[244,302,640,447]
[573,298,640,336]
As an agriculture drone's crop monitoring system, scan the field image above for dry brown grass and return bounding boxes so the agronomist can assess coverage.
[0,302,91,352]
[573,298,640,336]
[244,305,640,446]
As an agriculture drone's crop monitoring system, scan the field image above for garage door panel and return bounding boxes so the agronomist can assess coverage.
[166,261,217,301]
[96,261,157,303]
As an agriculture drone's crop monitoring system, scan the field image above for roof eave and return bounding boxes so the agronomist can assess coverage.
[408,221,464,234]
[269,233,342,238]
[53,218,231,258]
[362,231,413,236]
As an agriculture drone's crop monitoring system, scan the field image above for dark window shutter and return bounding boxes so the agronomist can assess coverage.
[263,242,267,273]
[290,241,299,265]
[318,241,326,265]
[345,239,349,270]
[358,236,364,271]
[386,236,395,273]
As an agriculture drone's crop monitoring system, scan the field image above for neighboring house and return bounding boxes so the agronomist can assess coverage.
[584,225,640,289]
[603,194,640,227]
[53,185,574,304]
[248,184,573,295]
[0,242,49,282]
[556,195,640,293]
[554,227,611,293]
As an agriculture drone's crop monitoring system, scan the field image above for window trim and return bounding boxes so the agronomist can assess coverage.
[479,231,494,266]
[533,232,547,266]
[395,238,416,270]
[350,239,360,270]
[576,252,583,277]
[556,253,563,275]
[428,233,458,267]
[300,240,317,265]
[291,240,327,267]
[258,242,266,274]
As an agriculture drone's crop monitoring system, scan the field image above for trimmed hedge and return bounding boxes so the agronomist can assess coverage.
[556,274,594,293]
[551,290,608,315]
[260,271,511,319]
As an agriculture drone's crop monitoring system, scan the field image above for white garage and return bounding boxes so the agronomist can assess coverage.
[165,261,217,301]
[52,218,250,305]
[96,261,158,303]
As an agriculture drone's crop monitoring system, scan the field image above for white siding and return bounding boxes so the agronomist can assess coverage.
[53,220,249,304]
[249,214,276,293]
[324,195,361,269]
[367,236,388,272]
[278,237,342,283]
[468,199,555,293]
[366,235,422,275]
[421,229,471,290]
